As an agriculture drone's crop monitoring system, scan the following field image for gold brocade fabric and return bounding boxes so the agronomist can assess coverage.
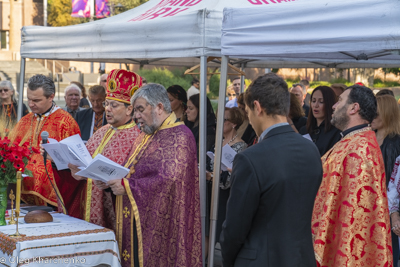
[312,128,393,267]
[83,122,140,230]
[10,109,81,206]
[116,113,202,267]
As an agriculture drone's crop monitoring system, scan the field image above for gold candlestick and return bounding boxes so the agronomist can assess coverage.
[8,190,16,225]
[9,211,25,238]
[16,171,22,215]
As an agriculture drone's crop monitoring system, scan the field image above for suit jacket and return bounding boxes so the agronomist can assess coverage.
[220,125,322,267]
[75,108,107,142]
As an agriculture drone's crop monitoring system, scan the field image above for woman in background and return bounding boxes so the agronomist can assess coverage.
[289,92,307,132]
[0,80,29,133]
[371,95,400,267]
[299,86,341,156]
[186,93,216,155]
[167,85,187,122]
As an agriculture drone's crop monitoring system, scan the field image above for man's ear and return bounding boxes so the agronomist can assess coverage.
[253,100,263,116]
[157,103,164,115]
[349,103,360,115]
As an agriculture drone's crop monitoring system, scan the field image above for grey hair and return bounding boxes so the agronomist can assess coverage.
[0,80,16,102]
[293,83,306,95]
[131,83,172,113]
[64,84,82,96]
[28,74,55,98]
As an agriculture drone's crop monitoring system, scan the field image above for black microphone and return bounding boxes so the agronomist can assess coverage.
[41,131,49,159]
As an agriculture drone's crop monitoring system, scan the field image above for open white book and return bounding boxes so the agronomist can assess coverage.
[42,134,92,170]
[206,144,237,172]
[42,134,129,182]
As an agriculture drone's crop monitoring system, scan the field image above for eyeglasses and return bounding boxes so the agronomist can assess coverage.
[102,101,124,109]
[101,80,107,82]
[0,89,9,93]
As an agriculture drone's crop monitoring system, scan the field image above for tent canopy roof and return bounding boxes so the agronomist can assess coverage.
[20,0,296,66]
[222,0,400,68]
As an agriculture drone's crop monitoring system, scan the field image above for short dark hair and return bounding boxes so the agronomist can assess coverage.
[306,86,337,133]
[191,78,199,85]
[244,73,289,117]
[346,85,377,123]
[28,74,55,98]
[376,89,394,97]
[231,77,240,82]
[89,85,106,96]
[225,107,245,129]
[300,79,310,87]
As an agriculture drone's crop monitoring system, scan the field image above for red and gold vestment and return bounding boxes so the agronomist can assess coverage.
[82,121,140,230]
[312,127,392,267]
[11,107,80,206]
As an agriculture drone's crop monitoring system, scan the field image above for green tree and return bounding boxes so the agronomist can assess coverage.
[108,0,148,15]
[48,0,90,27]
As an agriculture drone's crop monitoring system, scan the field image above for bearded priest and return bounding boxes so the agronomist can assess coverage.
[97,83,202,267]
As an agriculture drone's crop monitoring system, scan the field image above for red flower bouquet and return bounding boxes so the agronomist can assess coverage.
[0,136,36,186]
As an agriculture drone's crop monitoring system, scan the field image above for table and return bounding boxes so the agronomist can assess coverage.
[0,213,121,267]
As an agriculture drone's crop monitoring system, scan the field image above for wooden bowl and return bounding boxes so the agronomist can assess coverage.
[24,210,53,223]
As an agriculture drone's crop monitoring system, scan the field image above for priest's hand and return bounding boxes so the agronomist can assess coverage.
[68,163,87,181]
[93,180,109,190]
[391,212,400,236]
[108,179,127,195]
[39,144,53,162]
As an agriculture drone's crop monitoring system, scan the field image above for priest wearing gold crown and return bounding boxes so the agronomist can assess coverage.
[54,69,142,230]
[10,74,81,207]
[97,83,202,266]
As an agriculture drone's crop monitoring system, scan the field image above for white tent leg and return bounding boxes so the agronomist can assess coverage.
[17,58,26,121]
[199,55,207,267]
[240,63,245,93]
[208,55,229,266]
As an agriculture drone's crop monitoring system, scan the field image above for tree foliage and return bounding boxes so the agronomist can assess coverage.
[382,68,400,76]
[108,0,148,16]
[48,0,90,27]
[47,0,149,27]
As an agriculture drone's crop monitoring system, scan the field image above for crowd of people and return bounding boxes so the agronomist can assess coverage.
[2,69,400,266]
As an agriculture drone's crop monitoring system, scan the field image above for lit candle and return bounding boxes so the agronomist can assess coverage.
[16,170,22,215]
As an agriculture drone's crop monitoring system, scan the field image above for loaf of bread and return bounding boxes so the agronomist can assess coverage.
[24,210,53,223]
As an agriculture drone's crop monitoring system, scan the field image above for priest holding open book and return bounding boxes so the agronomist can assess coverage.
[52,69,142,231]
[95,84,202,267]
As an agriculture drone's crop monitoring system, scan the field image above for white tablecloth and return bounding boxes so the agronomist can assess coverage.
[0,213,121,267]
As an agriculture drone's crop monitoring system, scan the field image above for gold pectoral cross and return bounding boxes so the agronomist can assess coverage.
[123,207,130,218]
[122,249,130,261]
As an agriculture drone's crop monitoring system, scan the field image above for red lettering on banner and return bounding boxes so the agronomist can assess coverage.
[248,0,262,4]
[129,0,202,21]
[163,7,188,17]
[185,0,202,6]
[248,0,294,4]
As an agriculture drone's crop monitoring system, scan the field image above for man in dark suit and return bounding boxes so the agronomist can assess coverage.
[75,85,107,142]
[220,73,323,267]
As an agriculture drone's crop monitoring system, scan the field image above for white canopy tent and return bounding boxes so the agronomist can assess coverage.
[207,0,400,264]
[18,1,302,266]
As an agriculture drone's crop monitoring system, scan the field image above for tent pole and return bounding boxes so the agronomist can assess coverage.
[208,55,229,266]
[199,55,207,267]
[240,63,245,93]
[17,58,26,121]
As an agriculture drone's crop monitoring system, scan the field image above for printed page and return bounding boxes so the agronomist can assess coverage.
[221,144,237,170]
[60,134,92,166]
[75,154,130,182]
